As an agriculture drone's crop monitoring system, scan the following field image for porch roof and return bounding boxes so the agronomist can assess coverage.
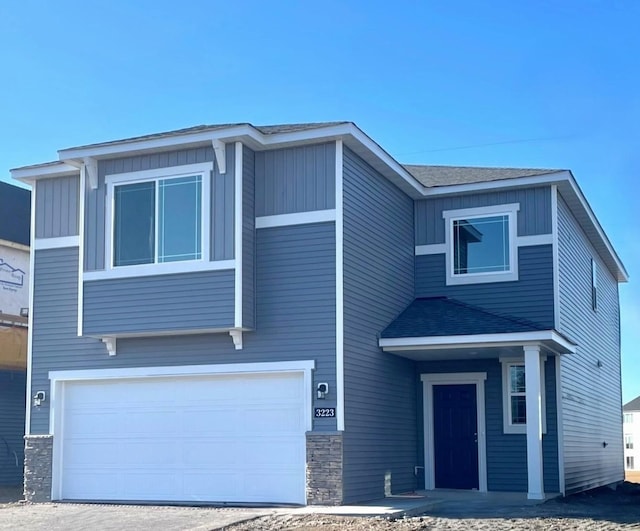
[379,297,576,358]
[381,297,547,338]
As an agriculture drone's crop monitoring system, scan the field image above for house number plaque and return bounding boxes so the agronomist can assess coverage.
[314,408,336,418]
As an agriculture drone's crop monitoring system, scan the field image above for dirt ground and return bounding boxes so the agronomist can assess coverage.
[224,483,640,531]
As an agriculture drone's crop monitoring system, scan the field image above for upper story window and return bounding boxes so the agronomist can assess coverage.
[625,434,634,450]
[106,163,212,276]
[625,413,633,424]
[443,204,519,286]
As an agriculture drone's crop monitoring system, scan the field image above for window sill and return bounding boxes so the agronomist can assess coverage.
[503,424,547,435]
[84,259,235,281]
[446,270,519,286]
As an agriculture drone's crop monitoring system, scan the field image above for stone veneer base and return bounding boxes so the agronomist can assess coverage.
[24,435,53,502]
[306,432,344,505]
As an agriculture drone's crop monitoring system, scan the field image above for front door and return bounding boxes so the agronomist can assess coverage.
[433,384,479,489]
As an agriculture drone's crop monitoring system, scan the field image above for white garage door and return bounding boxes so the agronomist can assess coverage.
[58,372,306,504]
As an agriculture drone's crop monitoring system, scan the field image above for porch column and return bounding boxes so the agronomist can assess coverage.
[524,344,544,500]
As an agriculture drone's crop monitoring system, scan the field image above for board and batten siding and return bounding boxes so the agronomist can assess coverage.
[29,222,337,435]
[342,147,417,503]
[415,186,552,245]
[84,144,235,271]
[0,370,26,486]
[255,143,335,217]
[557,194,623,493]
[415,358,559,493]
[415,245,555,328]
[35,176,80,238]
[242,145,256,329]
[82,271,235,336]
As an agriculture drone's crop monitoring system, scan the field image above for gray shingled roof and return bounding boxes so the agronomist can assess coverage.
[0,181,30,245]
[63,122,350,151]
[380,297,547,339]
[624,396,640,412]
[403,165,561,188]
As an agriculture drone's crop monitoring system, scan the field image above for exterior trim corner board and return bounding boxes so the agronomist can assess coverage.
[335,139,345,431]
[421,372,488,492]
[234,142,243,330]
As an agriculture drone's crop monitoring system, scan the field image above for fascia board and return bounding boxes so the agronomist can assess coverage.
[11,162,80,183]
[379,330,577,353]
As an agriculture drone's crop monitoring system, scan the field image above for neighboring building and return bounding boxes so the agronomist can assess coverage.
[623,396,640,473]
[0,181,30,487]
[11,122,627,505]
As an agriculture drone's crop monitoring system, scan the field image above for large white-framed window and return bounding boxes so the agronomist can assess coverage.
[443,203,519,286]
[501,357,547,434]
[105,163,212,277]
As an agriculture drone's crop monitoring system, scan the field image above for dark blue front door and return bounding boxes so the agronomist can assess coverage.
[433,384,479,489]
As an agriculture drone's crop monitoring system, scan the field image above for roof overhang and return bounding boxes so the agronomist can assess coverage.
[421,170,628,282]
[10,124,627,282]
[379,330,576,361]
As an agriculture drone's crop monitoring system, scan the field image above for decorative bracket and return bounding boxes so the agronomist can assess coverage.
[212,139,226,174]
[102,336,117,356]
[229,329,243,350]
[83,157,98,190]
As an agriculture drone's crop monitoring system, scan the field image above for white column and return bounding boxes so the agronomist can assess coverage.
[524,344,544,500]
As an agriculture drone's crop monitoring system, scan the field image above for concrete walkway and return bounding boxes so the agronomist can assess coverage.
[290,490,551,519]
[0,489,552,530]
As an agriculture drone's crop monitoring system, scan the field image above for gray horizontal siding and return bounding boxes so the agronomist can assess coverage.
[255,143,335,216]
[35,176,80,238]
[416,358,558,493]
[83,271,235,335]
[242,145,256,329]
[0,370,26,486]
[30,222,336,435]
[85,145,234,271]
[415,186,552,245]
[415,245,554,328]
[342,147,417,503]
[557,194,623,493]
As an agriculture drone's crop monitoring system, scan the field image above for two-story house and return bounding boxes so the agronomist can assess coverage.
[623,396,640,478]
[0,181,30,488]
[11,122,627,505]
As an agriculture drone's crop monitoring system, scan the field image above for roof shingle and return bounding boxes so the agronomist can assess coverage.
[403,165,561,188]
[380,296,548,339]
[624,396,640,412]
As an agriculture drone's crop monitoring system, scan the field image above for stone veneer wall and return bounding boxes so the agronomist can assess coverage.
[306,432,343,505]
[24,435,53,502]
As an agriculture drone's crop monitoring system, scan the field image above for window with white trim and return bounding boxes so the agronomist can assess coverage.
[105,162,212,276]
[627,456,635,470]
[625,434,633,450]
[625,413,633,424]
[501,358,546,434]
[443,204,519,286]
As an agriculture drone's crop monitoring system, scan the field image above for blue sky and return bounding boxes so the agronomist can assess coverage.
[1,1,638,400]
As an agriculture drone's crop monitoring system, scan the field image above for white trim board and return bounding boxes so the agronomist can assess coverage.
[421,372,488,492]
[82,259,235,281]
[34,236,80,250]
[335,139,345,432]
[24,182,37,436]
[234,141,243,330]
[380,330,576,354]
[255,209,336,229]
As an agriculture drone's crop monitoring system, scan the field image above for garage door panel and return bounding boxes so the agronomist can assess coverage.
[59,372,307,504]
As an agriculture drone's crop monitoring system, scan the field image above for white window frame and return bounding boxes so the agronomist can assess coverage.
[625,413,633,424]
[627,456,635,470]
[625,434,633,450]
[443,203,520,286]
[501,357,547,434]
[104,163,213,278]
